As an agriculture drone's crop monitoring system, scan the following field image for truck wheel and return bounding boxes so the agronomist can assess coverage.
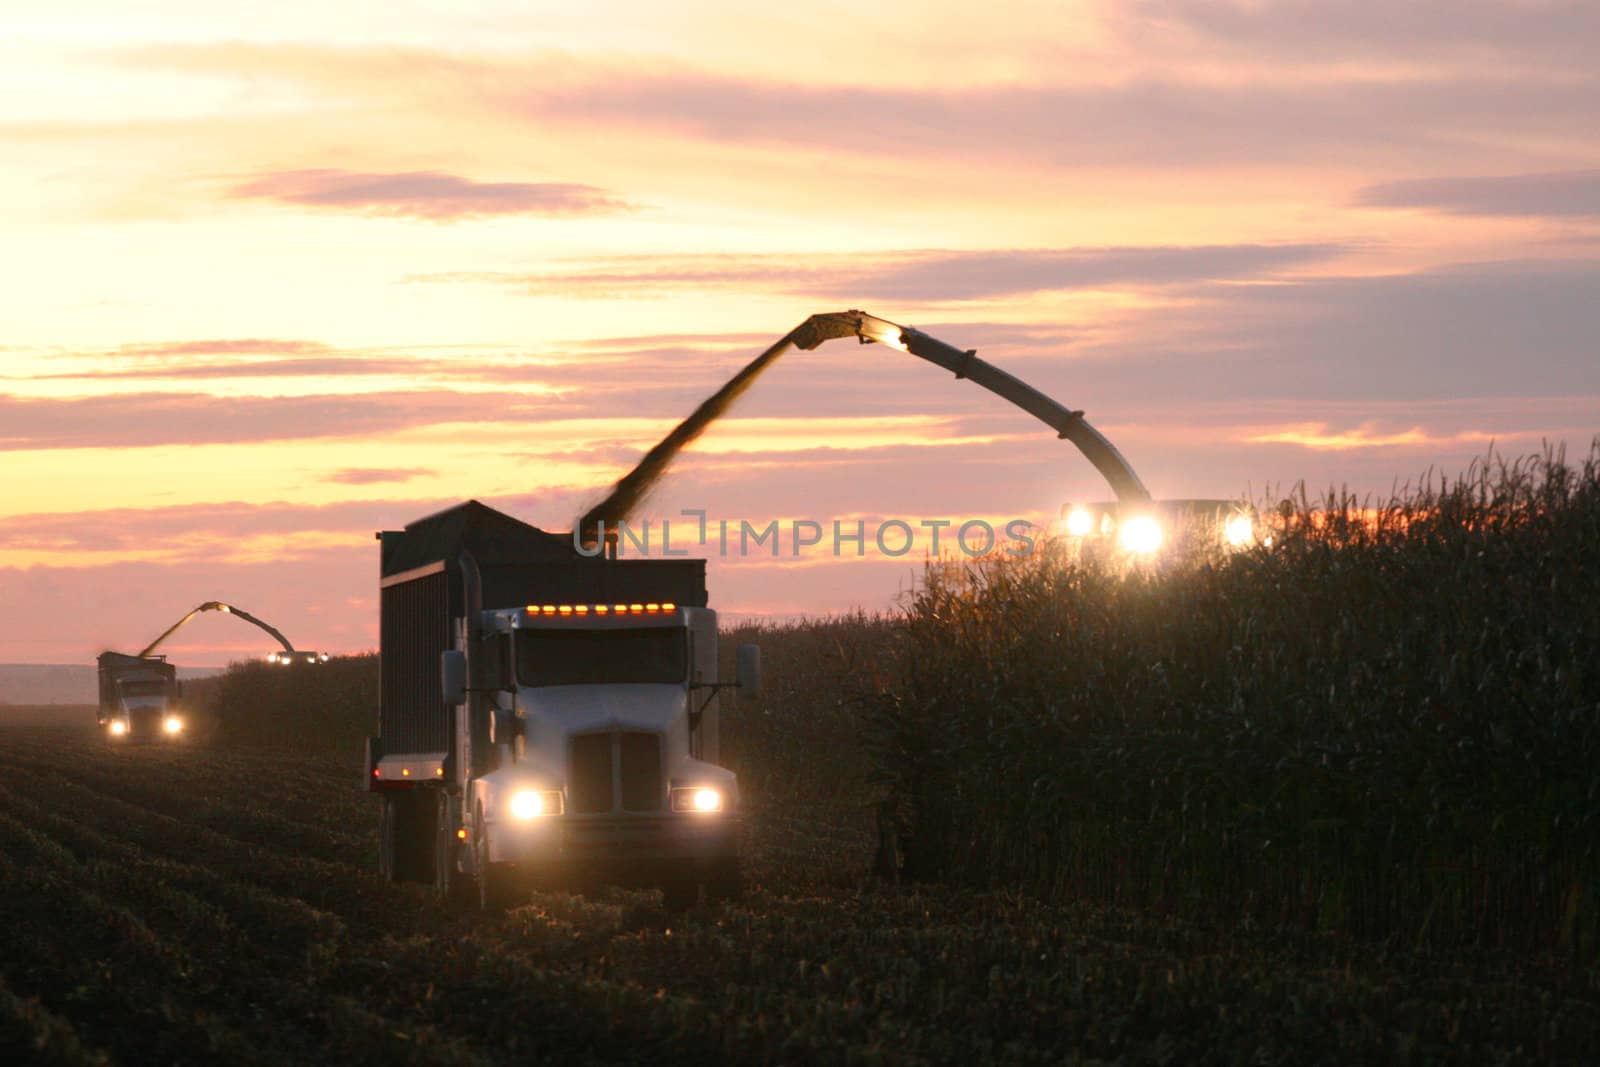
[434,794,473,908]
[475,805,522,913]
[706,854,744,904]
[379,800,395,879]
[479,862,522,914]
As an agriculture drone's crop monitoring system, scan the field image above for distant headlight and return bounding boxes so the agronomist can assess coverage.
[109,720,128,736]
[1224,513,1255,548]
[163,715,184,735]
[1117,515,1164,555]
[671,786,723,813]
[509,789,562,819]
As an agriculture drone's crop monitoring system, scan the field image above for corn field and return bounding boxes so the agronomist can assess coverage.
[16,445,1588,1061]
[865,445,1600,958]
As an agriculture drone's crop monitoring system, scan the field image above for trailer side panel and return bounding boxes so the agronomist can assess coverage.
[380,568,451,755]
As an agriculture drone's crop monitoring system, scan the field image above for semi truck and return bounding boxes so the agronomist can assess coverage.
[96,650,185,740]
[366,500,758,911]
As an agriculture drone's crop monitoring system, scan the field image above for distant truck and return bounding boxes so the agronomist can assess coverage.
[366,501,759,911]
[96,651,185,740]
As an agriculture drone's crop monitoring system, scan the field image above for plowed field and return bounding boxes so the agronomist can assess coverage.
[2,714,1594,1065]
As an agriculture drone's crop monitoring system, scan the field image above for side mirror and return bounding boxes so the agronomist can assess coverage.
[736,643,762,697]
[441,650,467,705]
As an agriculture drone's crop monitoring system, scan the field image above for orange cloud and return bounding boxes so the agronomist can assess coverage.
[1245,423,1495,451]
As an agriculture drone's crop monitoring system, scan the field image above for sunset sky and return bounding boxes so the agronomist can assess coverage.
[3,1,1597,666]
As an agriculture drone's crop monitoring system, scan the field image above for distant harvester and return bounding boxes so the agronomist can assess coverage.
[97,599,322,741]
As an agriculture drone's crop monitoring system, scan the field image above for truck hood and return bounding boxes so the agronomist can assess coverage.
[120,695,169,713]
[520,683,686,734]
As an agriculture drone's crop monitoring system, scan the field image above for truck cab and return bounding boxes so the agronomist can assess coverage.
[463,601,755,908]
[367,501,756,911]
[97,651,185,741]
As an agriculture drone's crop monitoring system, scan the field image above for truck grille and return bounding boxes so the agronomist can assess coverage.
[619,732,663,812]
[568,731,663,813]
[570,733,613,813]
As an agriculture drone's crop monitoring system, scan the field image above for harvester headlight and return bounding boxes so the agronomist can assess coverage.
[671,786,724,813]
[1064,508,1094,537]
[1224,513,1255,548]
[163,715,184,735]
[509,789,563,819]
[1118,515,1164,555]
[109,720,128,736]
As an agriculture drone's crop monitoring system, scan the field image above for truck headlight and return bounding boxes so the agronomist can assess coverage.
[163,716,184,735]
[109,720,128,736]
[509,790,563,819]
[671,787,723,813]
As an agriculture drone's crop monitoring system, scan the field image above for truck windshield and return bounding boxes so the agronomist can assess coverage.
[121,681,167,697]
[516,627,687,686]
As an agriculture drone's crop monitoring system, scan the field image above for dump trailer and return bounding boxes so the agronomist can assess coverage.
[96,651,185,740]
[366,501,758,911]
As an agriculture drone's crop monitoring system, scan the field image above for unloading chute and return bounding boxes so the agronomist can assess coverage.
[577,309,1150,541]
[137,601,321,662]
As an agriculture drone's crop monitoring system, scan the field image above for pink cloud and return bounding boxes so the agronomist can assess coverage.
[38,356,436,380]
[115,339,332,358]
[0,391,525,451]
[322,468,435,485]
[113,42,1599,171]
[416,244,1346,301]
[1356,169,1600,218]
[228,169,632,220]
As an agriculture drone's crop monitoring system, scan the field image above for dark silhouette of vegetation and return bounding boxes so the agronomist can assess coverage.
[187,655,378,763]
[49,444,1584,1060]
[865,444,1600,959]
